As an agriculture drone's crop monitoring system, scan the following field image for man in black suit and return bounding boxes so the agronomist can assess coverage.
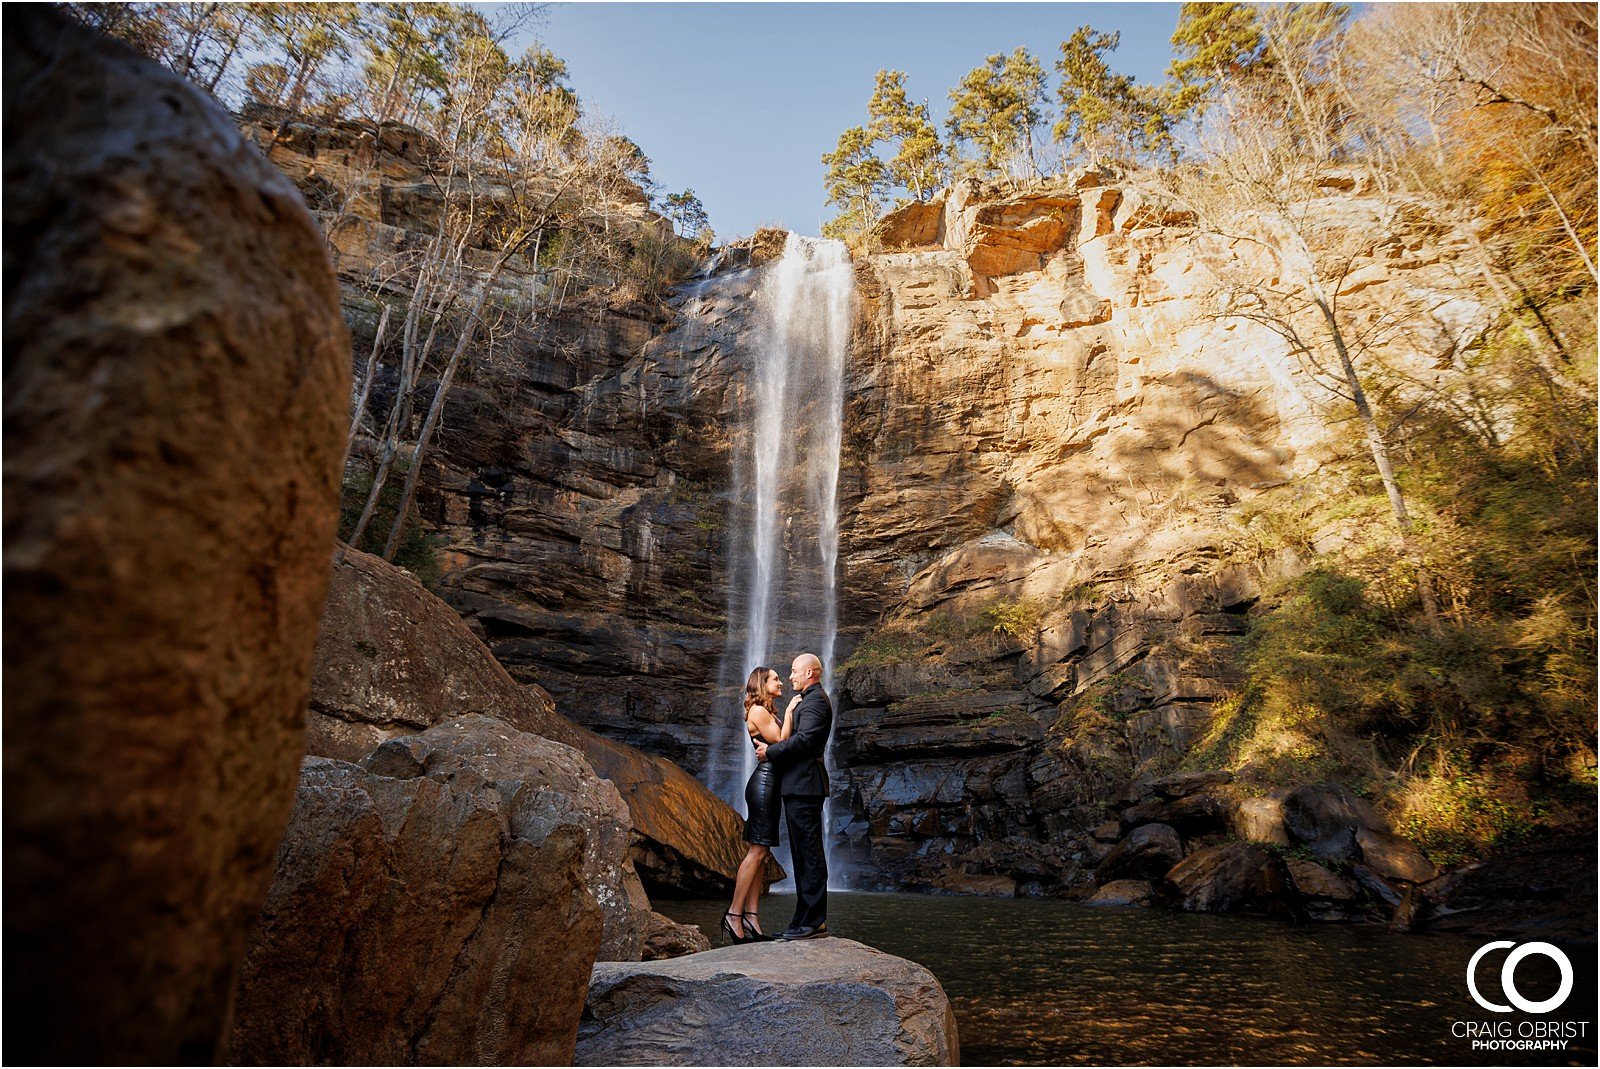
[754,652,832,939]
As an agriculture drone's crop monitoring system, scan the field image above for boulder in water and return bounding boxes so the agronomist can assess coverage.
[1164,842,1286,913]
[1086,879,1155,906]
[1096,822,1184,881]
[1284,858,1358,901]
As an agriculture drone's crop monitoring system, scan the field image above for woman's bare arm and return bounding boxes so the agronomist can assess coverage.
[779,705,795,741]
[748,706,784,744]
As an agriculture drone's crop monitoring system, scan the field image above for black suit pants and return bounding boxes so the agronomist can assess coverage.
[783,796,827,930]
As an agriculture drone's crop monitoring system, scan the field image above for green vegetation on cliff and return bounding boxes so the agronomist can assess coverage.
[1197,354,1597,862]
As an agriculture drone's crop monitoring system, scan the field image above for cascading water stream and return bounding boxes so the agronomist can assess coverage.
[710,233,854,889]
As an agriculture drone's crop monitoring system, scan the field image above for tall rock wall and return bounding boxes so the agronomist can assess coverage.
[827,172,1487,891]
[262,112,756,776]
[266,115,1485,896]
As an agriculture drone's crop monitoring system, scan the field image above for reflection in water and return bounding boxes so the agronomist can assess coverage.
[658,893,1596,1066]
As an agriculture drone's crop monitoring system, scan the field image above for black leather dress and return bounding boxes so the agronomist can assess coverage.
[742,728,782,846]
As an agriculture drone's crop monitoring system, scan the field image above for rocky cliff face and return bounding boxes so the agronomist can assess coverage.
[276,117,1483,903]
[827,172,1485,894]
[256,115,752,775]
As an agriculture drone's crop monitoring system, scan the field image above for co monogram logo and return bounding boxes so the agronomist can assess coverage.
[1467,941,1574,1014]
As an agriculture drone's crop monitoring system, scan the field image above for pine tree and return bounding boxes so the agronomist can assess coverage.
[246,2,360,114]
[1166,1,1351,124]
[946,48,1048,184]
[1165,1,1267,117]
[821,124,889,240]
[1053,26,1177,166]
[1055,27,1179,166]
[661,189,713,245]
[867,69,947,202]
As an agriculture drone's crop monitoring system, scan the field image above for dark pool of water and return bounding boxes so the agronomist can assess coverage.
[658,892,1596,1066]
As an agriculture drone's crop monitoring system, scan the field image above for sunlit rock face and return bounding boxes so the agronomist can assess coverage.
[829,173,1485,893]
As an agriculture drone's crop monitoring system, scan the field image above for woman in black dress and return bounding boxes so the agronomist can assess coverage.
[723,665,795,943]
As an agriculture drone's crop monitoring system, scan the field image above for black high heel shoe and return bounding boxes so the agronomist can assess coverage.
[720,911,748,945]
[742,911,772,941]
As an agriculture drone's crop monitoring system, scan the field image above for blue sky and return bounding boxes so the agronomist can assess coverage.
[517,2,1183,238]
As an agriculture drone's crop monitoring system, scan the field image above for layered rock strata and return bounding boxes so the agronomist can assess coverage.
[576,939,960,1067]
[2,10,348,1063]
[254,108,744,778]
[824,170,1487,894]
[261,109,1493,911]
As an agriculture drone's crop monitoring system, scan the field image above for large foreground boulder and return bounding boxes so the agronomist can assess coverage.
[230,716,621,1065]
[311,545,775,894]
[2,9,348,1063]
[575,939,960,1066]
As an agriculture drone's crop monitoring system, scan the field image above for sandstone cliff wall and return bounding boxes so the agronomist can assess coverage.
[826,171,1488,893]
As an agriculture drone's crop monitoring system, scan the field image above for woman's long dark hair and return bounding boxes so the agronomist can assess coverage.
[743,666,777,716]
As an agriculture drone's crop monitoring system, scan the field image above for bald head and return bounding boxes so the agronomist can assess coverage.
[789,654,821,691]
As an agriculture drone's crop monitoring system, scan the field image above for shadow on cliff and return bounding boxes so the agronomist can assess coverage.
[1007,369,1294,569]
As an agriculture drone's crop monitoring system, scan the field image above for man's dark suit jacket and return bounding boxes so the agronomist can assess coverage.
[764,682,832,797]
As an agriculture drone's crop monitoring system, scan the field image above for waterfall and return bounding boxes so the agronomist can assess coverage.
[710,233,853,889]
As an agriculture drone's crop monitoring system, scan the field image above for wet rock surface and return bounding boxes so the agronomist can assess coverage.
[575,939,959,1066]
[2,10,348,1063]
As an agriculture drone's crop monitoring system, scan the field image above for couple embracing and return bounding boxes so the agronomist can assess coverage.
[724,654,832,943]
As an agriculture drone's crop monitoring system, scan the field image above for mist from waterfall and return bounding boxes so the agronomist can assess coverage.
[709,233,853,889]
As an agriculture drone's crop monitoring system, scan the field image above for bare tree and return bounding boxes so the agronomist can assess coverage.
[1346,4,1597,403]
[1150,6,1450,633]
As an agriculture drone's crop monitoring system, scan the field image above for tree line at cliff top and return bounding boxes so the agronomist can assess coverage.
[825,2,1594,280]
[63,2,714,247]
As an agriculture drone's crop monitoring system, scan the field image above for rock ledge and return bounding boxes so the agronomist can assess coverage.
[576,938,959,1066]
